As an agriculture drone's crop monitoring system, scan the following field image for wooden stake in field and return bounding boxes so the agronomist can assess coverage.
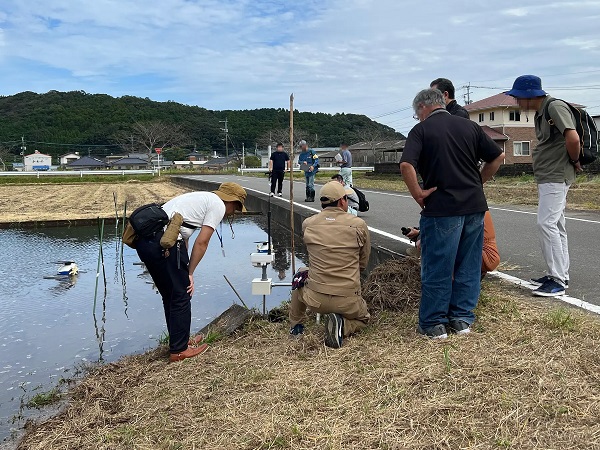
[289,93,296,274]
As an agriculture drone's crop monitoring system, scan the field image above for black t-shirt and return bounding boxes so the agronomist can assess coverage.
[400,109,502,217]
[270,151,290,171]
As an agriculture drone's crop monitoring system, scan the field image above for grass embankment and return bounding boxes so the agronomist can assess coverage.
[339,173,600,210]
[17,281,600,450]
[0,177,189,224]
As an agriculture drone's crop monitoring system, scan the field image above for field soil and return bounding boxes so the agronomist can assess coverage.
[0,180,189,224]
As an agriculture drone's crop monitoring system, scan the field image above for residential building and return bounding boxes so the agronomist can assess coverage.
[66,156,108,170]
[110,157,149,170]
[24,150,52,171]
[465,93,587,165]
[59,152,80,166]
[348,140,406,165]
[464,93,537,165]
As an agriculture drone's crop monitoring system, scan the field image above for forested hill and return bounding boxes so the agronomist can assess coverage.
[0,90,403,159]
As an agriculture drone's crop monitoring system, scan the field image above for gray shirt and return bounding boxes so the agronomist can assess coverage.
[533,96,576,184]
[341,149,352,168]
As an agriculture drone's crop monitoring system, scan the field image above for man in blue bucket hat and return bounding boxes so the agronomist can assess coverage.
[505,75,581,297]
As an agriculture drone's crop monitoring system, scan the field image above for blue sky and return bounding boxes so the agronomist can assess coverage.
[1,0,599,136]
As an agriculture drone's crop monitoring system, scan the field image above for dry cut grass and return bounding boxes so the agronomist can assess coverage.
[17,278,600,450]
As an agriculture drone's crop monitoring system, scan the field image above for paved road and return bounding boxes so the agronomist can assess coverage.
[181,174,600,309]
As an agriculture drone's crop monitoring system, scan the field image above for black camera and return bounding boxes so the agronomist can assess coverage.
[401,227,411,236]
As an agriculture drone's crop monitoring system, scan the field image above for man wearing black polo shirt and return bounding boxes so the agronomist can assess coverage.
[268,142,290,197]
[400,88,503,339]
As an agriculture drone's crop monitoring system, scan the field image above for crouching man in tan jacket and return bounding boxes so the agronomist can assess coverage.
[289,181,371,348]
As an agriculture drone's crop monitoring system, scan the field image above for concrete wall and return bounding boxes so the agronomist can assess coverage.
[171,176,408,275]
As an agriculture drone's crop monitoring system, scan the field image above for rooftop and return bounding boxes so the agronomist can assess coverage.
[481,125,508,141]
[465,93,518,112]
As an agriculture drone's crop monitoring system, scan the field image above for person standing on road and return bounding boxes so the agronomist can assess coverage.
[297,140,319,202]
[400,88,503,340]
[505,75,580,297]
[430,77,470,119]
[338,143,353,186]
[135,182,247,362]
[268,142,290,197]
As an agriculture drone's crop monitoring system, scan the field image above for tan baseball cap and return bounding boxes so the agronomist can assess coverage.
[319,181,346,204]
[213,182,247,212]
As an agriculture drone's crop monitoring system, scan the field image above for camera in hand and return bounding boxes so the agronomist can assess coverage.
[401,227,411,236]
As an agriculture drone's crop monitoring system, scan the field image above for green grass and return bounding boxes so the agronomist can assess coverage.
[542,307,581,332]
[26,388,61,409]
[203,331,224,344]
[158,331,169,346]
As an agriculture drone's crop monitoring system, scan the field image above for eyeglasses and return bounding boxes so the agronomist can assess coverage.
[413,105,422,121]
[342,195,348,201]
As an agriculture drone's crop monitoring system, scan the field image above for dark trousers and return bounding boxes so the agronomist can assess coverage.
[136,232,191,354]
[270,170,285,194]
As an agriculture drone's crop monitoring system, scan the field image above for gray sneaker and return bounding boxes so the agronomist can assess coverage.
[417,324,448,340]
[324,313,344,348]
[448,319,471,335]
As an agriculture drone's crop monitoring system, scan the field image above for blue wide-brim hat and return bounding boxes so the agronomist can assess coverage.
[505,75,547,98]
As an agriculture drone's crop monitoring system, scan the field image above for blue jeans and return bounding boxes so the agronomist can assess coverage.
[304,171,316,195]
[419,212,484,330]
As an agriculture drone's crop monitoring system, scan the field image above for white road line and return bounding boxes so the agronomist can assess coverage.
[489,207,600,224]
[489,271,600,315]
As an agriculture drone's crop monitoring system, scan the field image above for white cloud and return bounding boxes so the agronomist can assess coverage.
[502,8,529,17]
[0,0,599,136]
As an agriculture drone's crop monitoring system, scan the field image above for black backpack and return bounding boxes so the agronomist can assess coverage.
[352,186,369,212]
[129,203,169,237]
[544,98,599,165]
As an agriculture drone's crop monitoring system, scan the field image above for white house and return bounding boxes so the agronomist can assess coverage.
[59,152,80,166]
[24,150,52,171]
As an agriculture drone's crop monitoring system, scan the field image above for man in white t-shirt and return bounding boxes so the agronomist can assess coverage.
[135,182,247,362]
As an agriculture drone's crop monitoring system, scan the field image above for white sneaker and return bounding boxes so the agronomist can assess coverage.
[269,192,274,197]
[278,193,283,197]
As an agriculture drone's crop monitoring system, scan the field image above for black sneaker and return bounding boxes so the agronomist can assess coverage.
[417,324,448,340]
[532,279,566,297]
[531,275,569,288]
[448,319,471,335]
[324,313,343,348]
[289,324,304,336]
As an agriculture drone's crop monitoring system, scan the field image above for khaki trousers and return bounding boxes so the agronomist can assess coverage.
[289,286,370,336]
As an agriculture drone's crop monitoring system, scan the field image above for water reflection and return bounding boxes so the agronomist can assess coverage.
[0,217,305,442]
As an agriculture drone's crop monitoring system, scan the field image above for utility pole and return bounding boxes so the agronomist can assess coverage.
[220,118,229,160]
[462,82,472,105]
[20,136,26,163]
[242,143,245,170]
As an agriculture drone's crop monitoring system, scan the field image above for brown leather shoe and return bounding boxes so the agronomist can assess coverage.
[169,343,209,363]
[188,334,205,346]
